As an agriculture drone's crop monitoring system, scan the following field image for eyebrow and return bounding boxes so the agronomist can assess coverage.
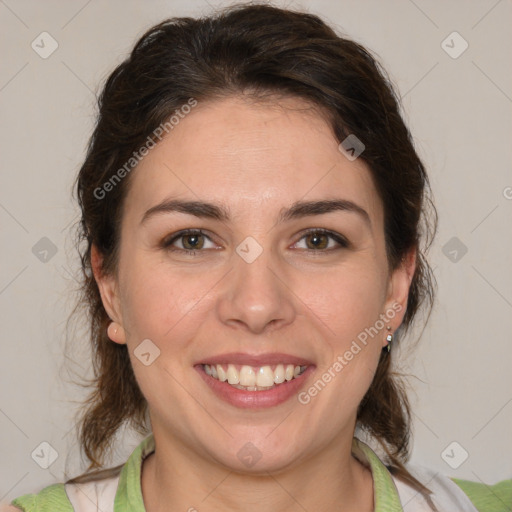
[140,198,371,229]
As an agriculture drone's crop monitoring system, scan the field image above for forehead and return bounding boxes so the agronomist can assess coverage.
[123,95,383,227]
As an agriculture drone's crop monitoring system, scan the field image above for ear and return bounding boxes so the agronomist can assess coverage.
[91,243,126,345]
[382,246,417,343]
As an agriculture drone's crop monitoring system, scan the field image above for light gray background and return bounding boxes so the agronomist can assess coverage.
[1,0,511,503]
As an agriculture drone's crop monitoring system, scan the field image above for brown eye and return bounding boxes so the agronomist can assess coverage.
[305,232,329,250]
[295,229,349,252]
[162,229,215,254]
[181,233,205,250]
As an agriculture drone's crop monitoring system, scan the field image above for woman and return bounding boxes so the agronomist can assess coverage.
[6,3,510,511]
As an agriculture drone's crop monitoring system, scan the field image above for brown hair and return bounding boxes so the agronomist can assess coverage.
[67,3,438,507]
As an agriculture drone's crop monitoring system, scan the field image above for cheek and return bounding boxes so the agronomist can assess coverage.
[117,265,209,410]
[119,258,209,346]
[300,270,385,413]
[297,263,387,405]
[301,265,386,339]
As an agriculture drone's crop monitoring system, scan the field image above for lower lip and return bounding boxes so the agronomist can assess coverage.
[195,365,315,409]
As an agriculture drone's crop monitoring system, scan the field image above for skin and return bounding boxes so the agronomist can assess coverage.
[92,95,416,512]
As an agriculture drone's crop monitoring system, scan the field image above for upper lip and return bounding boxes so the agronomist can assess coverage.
[196,352,314,367]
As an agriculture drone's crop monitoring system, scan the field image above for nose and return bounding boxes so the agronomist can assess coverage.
[215,247,296,334]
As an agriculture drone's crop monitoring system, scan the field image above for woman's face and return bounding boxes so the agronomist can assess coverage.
[94,95,414,472]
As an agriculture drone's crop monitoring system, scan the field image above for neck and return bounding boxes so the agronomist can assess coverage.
[141,431,374,512]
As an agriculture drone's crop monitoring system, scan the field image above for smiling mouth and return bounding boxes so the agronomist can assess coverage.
[202,363,308,391]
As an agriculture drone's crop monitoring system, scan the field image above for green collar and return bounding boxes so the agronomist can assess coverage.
[114,434,403,511]
[351,437,403,511]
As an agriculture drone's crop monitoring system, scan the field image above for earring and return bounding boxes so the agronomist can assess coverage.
[107,321,119,341]
[385,326,393,353]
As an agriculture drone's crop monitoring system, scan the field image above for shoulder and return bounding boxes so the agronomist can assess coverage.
[391,463,512,512]
[65,474,120,511]
[450,476,512,512]
[8,483,73,512]
[7,474,121,512]
[7,434,153,512]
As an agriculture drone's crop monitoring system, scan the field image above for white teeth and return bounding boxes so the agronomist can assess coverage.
[274,364,285,384]
[227,364,239,385]
[203,363,308,389]
[239,365,256,386]
[216,365,227,382]
[256,366,275,387]
[231,383,273,391]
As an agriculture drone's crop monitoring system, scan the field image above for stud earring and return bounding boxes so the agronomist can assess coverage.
[385,325,393,353]
[107,321,119,341]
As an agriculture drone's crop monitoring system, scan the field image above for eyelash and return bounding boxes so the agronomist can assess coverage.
[161,228,349,255]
